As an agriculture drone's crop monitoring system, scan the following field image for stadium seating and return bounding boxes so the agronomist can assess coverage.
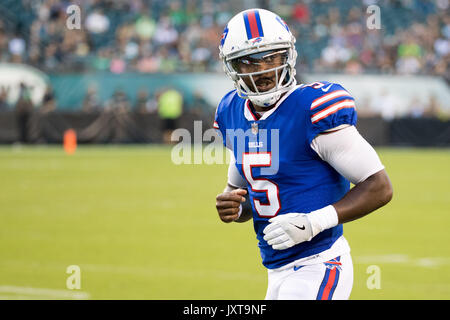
[0,0,447,79]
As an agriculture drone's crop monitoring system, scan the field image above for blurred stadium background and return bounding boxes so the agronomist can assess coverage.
[0,0,449,300]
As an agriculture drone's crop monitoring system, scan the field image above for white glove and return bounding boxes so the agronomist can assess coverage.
[263,213,313,250]
[263,205,339,250]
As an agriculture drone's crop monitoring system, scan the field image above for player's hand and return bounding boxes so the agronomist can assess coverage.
[215,189,247,223]
[263,213,314,250]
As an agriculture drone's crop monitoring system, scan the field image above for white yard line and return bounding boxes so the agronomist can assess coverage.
[0,259,265,286]
[355,254,450,268]
[0,286,90,300]
[0,295,38,300]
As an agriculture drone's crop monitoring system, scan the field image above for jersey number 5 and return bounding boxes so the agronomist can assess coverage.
[242,152,281,218]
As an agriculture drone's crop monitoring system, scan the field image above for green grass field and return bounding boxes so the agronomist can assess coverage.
[0,145,449,300]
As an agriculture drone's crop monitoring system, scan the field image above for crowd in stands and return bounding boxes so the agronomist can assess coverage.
[0,0,448,81]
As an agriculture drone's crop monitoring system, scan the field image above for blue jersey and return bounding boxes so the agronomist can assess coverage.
[214,81,357,269]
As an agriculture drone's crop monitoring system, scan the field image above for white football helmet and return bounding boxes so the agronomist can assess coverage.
[219,9,298,107]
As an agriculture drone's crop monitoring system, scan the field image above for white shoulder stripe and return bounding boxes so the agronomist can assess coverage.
[311,100,355,124]
[311,90,352,110]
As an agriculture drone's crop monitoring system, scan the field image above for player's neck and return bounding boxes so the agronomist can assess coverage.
[253,104,275,113]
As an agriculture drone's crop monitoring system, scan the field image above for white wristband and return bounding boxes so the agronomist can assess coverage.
[307,205,339,236]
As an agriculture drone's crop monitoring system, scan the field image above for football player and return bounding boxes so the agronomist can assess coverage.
[214,9,393,300]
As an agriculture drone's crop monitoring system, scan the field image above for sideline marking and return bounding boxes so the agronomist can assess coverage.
[0,286,90,300]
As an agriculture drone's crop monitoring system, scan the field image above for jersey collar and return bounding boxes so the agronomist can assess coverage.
[243,84,303,122]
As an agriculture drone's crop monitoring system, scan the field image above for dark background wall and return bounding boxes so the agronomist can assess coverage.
[1,111,448,146]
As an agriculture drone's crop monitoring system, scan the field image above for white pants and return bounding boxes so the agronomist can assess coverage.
[265,252,353,300]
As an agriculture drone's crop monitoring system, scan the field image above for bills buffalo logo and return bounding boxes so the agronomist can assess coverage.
[324,258,342,271]
[251,37,262,44]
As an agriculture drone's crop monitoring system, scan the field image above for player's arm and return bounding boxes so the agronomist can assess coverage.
[264,126,393,249]
[213,98,252,223]
[215,151,253,223]
[312,125,393,224]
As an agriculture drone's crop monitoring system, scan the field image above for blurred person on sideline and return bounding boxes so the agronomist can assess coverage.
[40,86,56,113]
[157,87,183,143]
[134,88,158,114]
[0,87,9,111]
[105,88,131,112]
[82,84,101,112]
[14,82,34,143]
[423,94,443,118]
[370,88,399,120]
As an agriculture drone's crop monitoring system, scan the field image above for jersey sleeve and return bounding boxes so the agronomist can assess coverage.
[307,82,357,144]
[213,106,221,134]
[213,89,235,148]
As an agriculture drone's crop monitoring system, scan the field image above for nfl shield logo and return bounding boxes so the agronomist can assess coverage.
[251,122,258,135]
